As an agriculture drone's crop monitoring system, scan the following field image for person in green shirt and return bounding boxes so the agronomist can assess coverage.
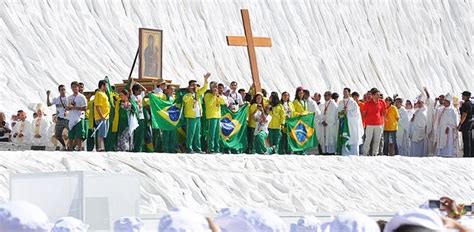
[182,73,210,153]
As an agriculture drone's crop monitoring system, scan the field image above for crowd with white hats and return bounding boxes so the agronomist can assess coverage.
[0,197,472,232]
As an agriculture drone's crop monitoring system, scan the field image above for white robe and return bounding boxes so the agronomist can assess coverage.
[410,106,428,157]
[337,98,364,155]
[11,120,32,144]
[317,99,338,153]
[396,107,410,156]
[307,98,321,125]
[433,106,458,157]
[31,117,50,146]
[425,97,437,155]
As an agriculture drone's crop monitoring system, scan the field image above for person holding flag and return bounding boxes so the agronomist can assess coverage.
[336,88,364,155]
[293,87,308,116]
[254,105,274,154]
[113,89,139,151]
[182,73,210,153]
[280,92,295,154]
[204,82,226,153]
[131,83,147,152]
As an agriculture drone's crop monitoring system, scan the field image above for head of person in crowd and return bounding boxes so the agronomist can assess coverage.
[11,114,18,122]
[187,80,197,93]
[363,92,369,102]
[385,97,394,106]
[223,86,231,97]
[384,208,445,232]
[321,212,379,232]
[18,110,27,122]
[238,89,246,99]
[323,91,332,102]
[395,98,403,109]
[78,82,85,94]
[98,80,107,92]
[343,87,351,99]
[370,88,380,101]
[313,92,321,103]
[0,112,5,123]
[158,208,213,232]
[215,208,287,232]
[132,84,142,96]
[157,81,166,92]
[351,91,360,102]
[71,81,79,95]
[244,93,253,102]
[405,100,413,110]
[461,91,471,102]
[443,94,453,108]
[217,83,225,95]
[295,87,304,101]
[416,94,426,108]
[165,85,174,97]
[437,94,445,106]
[261,89,268,98]
[58,84,67,97]
[35,103,45,119]
[270,92,280,108]
[0,201,50,232]
[209,81,217,90]
[120,89,130,102]
[281,92,290,103]
[251,92,264,105]
[51,216,88,232]
[331,92,339,102]
[303,89,311,100]
[114,216,143,232]
[230,81,238,92]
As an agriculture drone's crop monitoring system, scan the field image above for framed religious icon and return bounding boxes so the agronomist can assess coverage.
[139,28,163,80]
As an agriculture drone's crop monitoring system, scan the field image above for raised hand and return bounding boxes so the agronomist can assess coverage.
[204,72,211,80]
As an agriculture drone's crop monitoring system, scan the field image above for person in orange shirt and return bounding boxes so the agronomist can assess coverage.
[383,97,399,156]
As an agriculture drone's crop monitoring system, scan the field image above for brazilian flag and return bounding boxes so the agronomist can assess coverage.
[286,113,318,152]
[148,93,183,130]
[336,115,350,155]
[220,104,249,151]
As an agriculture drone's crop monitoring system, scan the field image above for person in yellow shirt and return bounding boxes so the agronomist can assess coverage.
[280,91,295,154]
[182,73,210,153]
[293,87,308,116]
[383,97,399,156]
[204,82,226,153]
[247,92,264,153]
[268,92,285,154]
[94,80,111,152]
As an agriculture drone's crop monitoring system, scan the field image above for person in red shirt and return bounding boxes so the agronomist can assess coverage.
[362,88,387,156]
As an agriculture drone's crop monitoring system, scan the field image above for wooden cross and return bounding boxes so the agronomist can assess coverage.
[226,9,272,93]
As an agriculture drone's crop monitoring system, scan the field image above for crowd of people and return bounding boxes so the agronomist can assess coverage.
[0,74,472,157]
[0,197,472,231]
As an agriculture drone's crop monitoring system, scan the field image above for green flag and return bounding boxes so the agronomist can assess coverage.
[220,104,249,151]
[286,113,318,152]
[336,114,350,155]
[148,93,183,131]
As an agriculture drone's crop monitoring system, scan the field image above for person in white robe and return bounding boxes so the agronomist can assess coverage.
[317,91,338,155]
[395,98,410,156]
[409,95,428,157]
[11,110,31,145]
[422,87,438,156]
[336,88,364,155]
[30,104,50,147]
[434,94,459,157]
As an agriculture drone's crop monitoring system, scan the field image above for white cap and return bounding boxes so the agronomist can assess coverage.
[321,212,379,232]
[445,93,453,103]
[51,217,88,232]
[215,208,286,232]
[35,103,46,112]
[290,216,321,232]
[158,208,210,232]
[0,201,50,232]
[114,216,143,232]
[383,208,444,232]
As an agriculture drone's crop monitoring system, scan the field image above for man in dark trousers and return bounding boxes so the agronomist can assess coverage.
[458,91,473,157]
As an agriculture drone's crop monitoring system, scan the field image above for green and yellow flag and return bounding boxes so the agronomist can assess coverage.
[286,113,318,152]
[220,104,248,151]
[336,115,350,155]
[148,93,183,131]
